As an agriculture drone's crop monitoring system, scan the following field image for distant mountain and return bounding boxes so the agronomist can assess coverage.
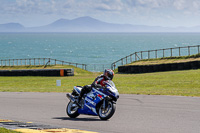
[0,23,24,32]
[1,16,200,32]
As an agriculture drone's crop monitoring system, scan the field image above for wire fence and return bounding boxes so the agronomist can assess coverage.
[111,45,200,70]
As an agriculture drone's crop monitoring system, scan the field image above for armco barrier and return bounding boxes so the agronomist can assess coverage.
[0,69,74,76]
[118,61,200,74]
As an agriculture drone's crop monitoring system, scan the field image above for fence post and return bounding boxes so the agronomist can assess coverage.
[13,59,14,66]
[39,58,40,65]
[25,59,27,66]
[179,47,181,56]
[148,51,150,59]
[121,59,123,65]
[126,56,128,64]
[130,55,132,63]
[29,59,31,65]
[43,58,45,65]
[163,49,165,57]
[188,46,190,56]
[198,45,199,54]
[141,51,143,60]
[34,58,35,65]
[170,48,172,57]
[17,59,18,66]
[49,58,51,65]
[9,59,10,66]
[1,60,2,66]
[5,60,7,66]
[155,50,157,58]
[21,59,22,65]
[55,59,56,65]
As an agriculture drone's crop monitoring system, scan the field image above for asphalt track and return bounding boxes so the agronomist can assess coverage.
[0,92,200,133]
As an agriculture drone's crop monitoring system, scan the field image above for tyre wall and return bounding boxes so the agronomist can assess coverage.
[118,61,200,74]
[0,69,74,76]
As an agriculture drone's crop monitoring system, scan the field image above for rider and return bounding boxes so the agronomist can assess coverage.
[77,69,114,104]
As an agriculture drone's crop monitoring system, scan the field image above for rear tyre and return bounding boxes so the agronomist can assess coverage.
[66,101,80,118]
[98,101,116,120]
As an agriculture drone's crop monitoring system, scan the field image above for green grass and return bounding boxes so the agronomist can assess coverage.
[0,67,200,97]
[0,127,21,133]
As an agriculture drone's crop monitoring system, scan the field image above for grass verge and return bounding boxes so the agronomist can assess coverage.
[0,68,200,97]
[0,127,21,133]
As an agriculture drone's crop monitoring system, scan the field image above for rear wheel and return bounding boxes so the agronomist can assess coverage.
[66,101,80,118]
[98,101,116,120]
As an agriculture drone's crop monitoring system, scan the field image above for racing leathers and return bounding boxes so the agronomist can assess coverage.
[78,74,107,103]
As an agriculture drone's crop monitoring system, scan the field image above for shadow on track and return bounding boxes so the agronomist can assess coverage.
[52,117,103,121]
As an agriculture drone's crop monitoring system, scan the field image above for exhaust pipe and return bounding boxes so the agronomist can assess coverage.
[66,93,76,103]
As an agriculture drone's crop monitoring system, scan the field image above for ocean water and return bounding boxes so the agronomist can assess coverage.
[0,32,200,68]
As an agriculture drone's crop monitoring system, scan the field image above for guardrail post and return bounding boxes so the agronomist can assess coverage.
[134,53,137,61]
[188,46,190,56]
[130,55,132,62]
[170,48,172,57]
[148,51,150,59]
[49,58,51,65]
[155,50,157,58]
[163,49,165,57]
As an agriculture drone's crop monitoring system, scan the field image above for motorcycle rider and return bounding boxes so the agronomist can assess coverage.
[77,69,114,105]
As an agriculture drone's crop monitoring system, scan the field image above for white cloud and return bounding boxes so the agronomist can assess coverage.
[1,0,200,27]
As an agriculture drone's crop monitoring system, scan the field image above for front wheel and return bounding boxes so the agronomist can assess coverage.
[98,101,116,120]
[66,101,80,118]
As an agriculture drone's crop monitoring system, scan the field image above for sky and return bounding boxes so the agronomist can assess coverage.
[1,0,200,27]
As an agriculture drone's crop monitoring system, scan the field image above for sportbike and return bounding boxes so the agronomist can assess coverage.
[66,80,119,120]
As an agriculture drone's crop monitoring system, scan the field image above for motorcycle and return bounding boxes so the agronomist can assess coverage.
[66,80,119,120]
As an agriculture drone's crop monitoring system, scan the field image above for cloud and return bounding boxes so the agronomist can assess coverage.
[1,0,200,27]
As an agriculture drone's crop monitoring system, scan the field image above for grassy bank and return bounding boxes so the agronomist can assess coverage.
[0,67,200,96]
[127,54,200,66]
[0,65,92,75]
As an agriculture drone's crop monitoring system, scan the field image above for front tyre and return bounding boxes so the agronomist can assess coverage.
[98,101,116,120]
[66,101,80,118]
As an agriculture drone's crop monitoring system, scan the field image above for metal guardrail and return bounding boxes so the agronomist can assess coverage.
[111,45,200,70]
[1,45,199,72]
[0,58,87,69]
[0,58,111,72]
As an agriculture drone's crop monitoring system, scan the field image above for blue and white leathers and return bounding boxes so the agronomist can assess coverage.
[66,80,119,120]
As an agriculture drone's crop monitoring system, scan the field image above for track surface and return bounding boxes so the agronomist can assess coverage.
[0,92,200,133]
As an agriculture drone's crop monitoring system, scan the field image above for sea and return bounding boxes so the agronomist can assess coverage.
[0,32,200,71]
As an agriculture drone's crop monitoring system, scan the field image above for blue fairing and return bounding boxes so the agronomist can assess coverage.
[74,80,119,116]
